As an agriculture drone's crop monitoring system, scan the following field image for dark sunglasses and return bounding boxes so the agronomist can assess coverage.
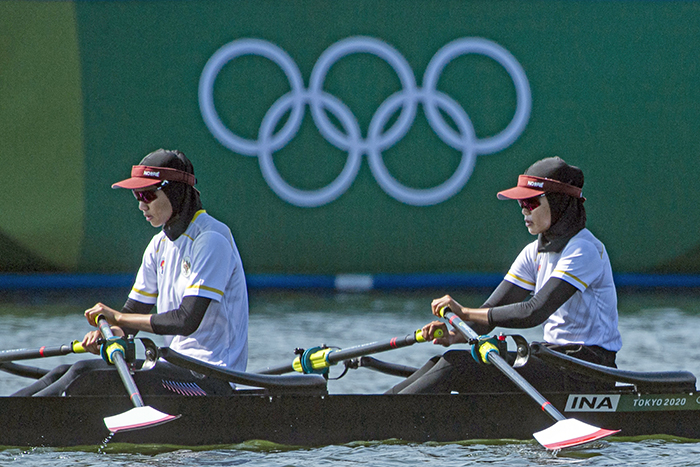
[518,194,545,211]
[132,181,167,203]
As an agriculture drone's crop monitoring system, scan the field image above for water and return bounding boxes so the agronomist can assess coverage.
[1,289,700,466]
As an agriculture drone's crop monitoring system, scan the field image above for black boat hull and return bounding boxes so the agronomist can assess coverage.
[1,389,699,448]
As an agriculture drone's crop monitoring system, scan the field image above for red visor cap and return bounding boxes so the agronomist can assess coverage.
[111,165,196,189]
[497,175,583,200]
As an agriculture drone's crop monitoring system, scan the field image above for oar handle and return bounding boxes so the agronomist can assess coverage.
[437,307,479,341]
[95,315,145,408]
[439,307,566,423]
[95,315,116,339]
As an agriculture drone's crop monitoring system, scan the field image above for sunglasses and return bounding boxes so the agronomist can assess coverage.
[518,194,545,211]
[132,181,168,204]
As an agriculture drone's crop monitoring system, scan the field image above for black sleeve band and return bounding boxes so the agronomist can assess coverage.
[150,295,212,336]
[481,280,532,309]
[487,278,578,328]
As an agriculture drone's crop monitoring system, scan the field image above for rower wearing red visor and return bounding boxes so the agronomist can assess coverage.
[389,157,622,394]
[14,149,248,397]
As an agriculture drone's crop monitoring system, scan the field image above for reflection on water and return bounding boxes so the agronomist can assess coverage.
[2,437,700,466]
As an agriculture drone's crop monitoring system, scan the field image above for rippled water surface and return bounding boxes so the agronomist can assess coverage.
[1,289,700,466]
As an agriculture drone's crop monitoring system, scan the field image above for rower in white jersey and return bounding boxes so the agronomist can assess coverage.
[389,157,622,395]
[14,149,248,397]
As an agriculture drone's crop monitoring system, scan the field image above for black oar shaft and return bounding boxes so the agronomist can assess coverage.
[0,342,85,363]
[326,332,426,364]
[96,316,145,408]
[258,362,294,375]
[258,329,437,375]
[441,309,566,423]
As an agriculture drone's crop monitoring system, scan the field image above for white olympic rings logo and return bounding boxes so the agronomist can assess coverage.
[199,36,531,207]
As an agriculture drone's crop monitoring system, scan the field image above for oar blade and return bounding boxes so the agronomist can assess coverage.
[104,406,180,433]
[533,418,619,450]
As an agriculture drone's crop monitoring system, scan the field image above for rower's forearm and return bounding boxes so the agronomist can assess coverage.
[460,307,490,325]
[115,313,154,333]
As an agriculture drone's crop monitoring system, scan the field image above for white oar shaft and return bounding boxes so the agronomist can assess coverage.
[93,316,179,433]
[439,307,619,449]
[96,316,145,408]
[441,309,565,422]
[486,348,565,422]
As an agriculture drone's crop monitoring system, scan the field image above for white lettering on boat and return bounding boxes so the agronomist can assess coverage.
[565,394,620,412]
[631,397,687,408]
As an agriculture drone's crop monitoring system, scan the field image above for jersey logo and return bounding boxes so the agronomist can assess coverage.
[182,256,192,277]
[159,259,165,275]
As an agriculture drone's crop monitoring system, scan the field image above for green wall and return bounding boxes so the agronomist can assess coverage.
[2,1,700,275]
[0,1,84,271]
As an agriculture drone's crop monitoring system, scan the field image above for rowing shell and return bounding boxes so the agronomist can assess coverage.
[1,388,699,448]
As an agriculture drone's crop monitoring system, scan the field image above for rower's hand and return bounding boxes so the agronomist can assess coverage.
[431,295,466,319]
[421,321,465,347]
[85,302,121,328]
[81,330,103,355]
[81,327,125,355]
[421,321,449,346]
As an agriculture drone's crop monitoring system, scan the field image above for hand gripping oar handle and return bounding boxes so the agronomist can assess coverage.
[438,307,565,421]
[258,328,443,375]
[438,307,619,449]
[95,315,145,408]
[0,341,86,363]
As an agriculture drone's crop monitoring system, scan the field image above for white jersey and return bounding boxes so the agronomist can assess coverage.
[129,210,249,370]
[504,228,622,352]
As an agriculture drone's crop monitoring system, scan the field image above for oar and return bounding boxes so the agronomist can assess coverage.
[257,328,443,375]
[94,315,179,433]
[0,341,87,363]
[438,307,619,450]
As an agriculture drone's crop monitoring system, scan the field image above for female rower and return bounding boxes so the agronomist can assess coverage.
[14,149,248,396]
[389,157,622,394]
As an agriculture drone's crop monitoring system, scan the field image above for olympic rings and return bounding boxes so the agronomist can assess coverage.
[199,36,531,207]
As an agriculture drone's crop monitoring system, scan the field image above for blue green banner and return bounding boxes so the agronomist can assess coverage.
[2,1,700,277]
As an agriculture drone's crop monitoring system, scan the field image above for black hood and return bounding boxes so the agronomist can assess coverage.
[162,181,202,241]
[538,192,586,253]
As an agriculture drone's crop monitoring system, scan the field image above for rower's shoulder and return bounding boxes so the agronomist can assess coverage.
[568,229,607,257]
[188,211,234,245]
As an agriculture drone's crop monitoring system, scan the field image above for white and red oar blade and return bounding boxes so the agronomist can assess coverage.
[533,418,619,450]
[104,406,180,433]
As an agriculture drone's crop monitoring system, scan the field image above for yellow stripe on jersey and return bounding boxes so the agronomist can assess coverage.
[554,270,589,288]
[191,210,206,222]
[154,236,167,253]
[187,284,224,297]
[506,272,536,287]
[132,287,158,298]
